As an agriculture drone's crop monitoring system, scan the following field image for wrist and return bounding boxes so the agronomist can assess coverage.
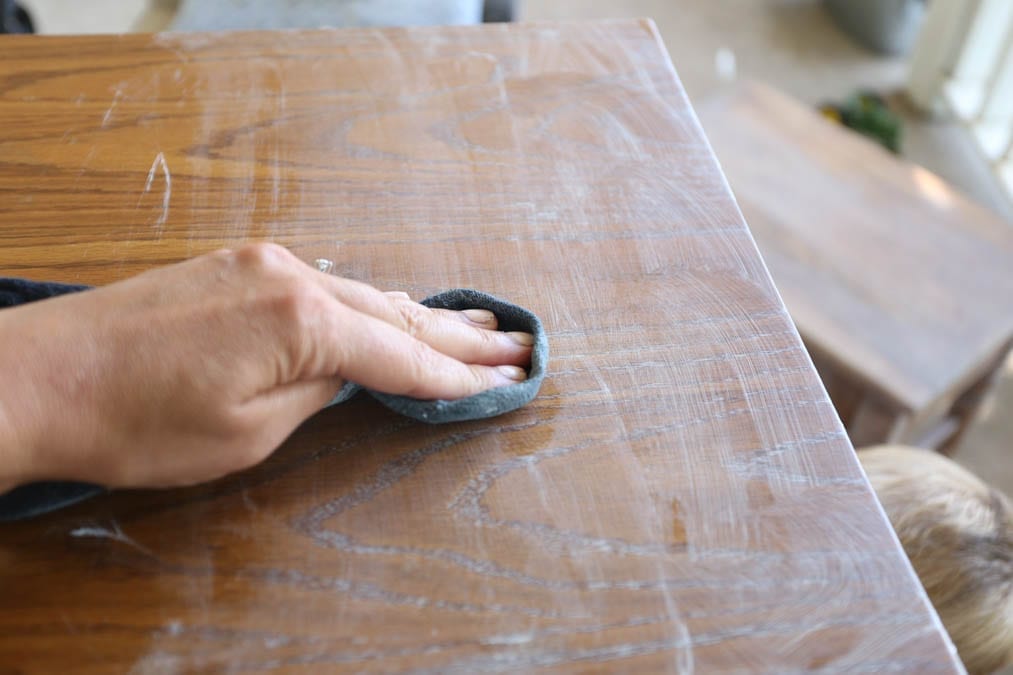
[0,316,43,492]
[0,392,34,493]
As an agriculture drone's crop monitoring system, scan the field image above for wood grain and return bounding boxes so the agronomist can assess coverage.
[0,23,959,672]
[698,82,1013,422]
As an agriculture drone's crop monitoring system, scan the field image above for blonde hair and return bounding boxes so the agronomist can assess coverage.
[859,445,1013,674]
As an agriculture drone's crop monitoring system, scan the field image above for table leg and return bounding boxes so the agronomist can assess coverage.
[940,346,1011,455]
[849,394,911,448]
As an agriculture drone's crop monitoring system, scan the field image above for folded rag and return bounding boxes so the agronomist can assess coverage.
[0,279,547,521]
[329,289,547,423]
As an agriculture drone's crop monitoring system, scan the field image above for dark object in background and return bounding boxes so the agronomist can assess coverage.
[824,0,926,56]
[819,91,902,153]
[172,1,514,32]
[0,1,515,34]
[482,0,515,23]
[0,0,33,33]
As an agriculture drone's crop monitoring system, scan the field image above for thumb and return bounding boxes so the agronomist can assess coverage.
[237,376,345,463]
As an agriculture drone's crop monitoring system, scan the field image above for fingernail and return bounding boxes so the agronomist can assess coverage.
[387,291,411,300]
[497,365,527,382]
[506,331,534,346]
[462,309,495,325]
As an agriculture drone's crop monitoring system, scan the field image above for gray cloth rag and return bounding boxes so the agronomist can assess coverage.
[328,289,548,423]
[0,284,547,521]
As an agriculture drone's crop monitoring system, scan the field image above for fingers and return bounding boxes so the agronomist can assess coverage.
[215,247,523,367]
[308,302,526,400]
[431,307,499,330]
[382,289,505,334]
[302,272,531,368]
[383,295,532,367]
[227,249,530,389]
[383,291,500,331]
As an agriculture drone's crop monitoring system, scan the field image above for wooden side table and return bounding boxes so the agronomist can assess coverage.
[700,82,1013,453]
[0,25,960,672]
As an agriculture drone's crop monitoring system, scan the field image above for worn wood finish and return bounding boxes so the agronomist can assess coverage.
[699,83,1013,452]
[0,24,959,672]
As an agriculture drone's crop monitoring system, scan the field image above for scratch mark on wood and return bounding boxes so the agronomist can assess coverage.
[69,521,153,556]
[101,88,122,127]
[138,151,171,234]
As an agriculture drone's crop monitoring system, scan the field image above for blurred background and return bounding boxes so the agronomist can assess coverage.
[14,0,1012,536]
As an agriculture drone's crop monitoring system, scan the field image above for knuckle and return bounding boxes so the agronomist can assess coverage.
[396,302,431,339]
[271,284,326,331]
[217,406,256,442]
[206,247,235,277]
[473,324,498,349]
[235,242,293,271]
[403,340,442,393]
[254,282,332,379]
[467,364,493,392]
[399,342,486,399]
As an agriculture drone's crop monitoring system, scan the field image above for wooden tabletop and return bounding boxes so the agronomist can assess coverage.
[699,83,1013,418]
[0,23,959,672]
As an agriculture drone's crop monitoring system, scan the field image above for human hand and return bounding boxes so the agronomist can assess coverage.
[0,244,532,490]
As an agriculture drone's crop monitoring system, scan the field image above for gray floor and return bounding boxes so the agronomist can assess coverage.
[20,0,1012,500]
